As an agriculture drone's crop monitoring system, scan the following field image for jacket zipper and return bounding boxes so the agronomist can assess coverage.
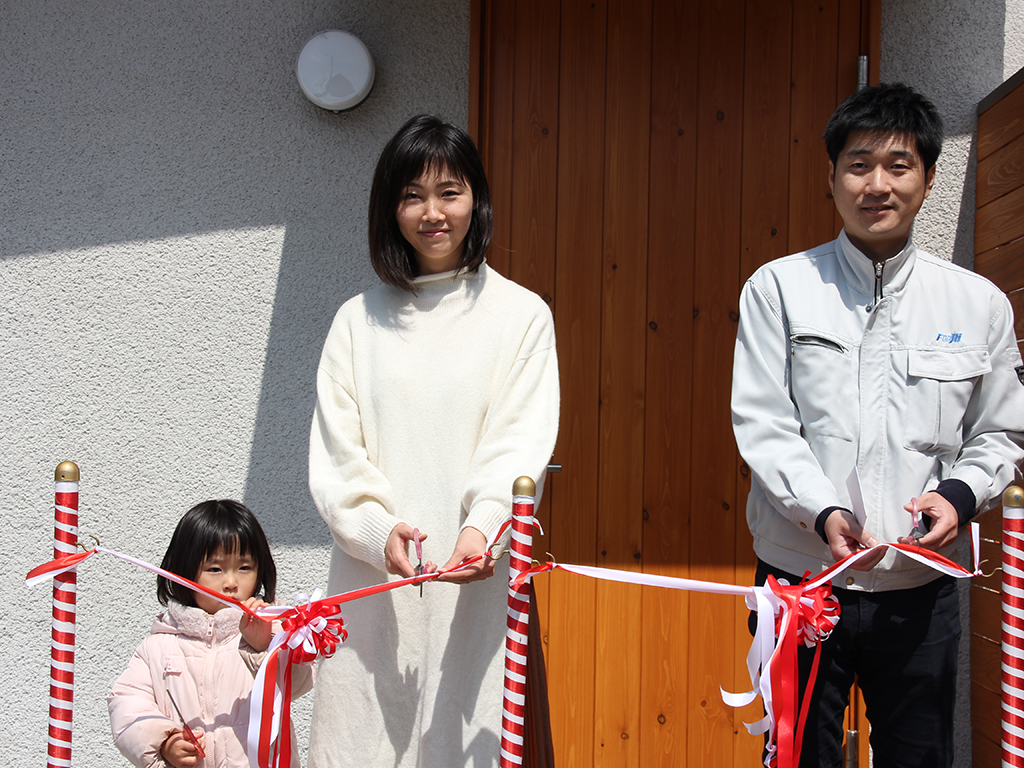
[873,261,884,307]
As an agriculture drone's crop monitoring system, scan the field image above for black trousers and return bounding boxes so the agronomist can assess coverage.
[752,559,961,768]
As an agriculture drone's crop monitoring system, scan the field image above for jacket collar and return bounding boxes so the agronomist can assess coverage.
[836,229,917,298]
[155,601,243,644]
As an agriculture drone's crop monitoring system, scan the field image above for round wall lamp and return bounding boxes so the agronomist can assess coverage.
[296,29,375,112]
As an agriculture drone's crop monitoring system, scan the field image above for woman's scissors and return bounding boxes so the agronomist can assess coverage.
[413,528,424,597]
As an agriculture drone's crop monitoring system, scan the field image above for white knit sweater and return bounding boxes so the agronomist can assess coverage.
[307,263,559,767]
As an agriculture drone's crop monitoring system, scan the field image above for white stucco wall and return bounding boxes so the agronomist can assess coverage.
[882,1,1023,765]
[883,0,1024,268]
[1,1,468,765]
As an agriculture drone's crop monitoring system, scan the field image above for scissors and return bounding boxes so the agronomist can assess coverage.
[910,497,927,543]
[167,689,206,759]
[413,528,424,598]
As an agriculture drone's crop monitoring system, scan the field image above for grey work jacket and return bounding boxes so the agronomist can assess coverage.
[732,231,1024,591]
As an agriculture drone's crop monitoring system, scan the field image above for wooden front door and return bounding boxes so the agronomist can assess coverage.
[471,1,879,764]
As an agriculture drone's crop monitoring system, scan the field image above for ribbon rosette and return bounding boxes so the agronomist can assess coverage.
[247,591,347,768]
[723,575,840,768]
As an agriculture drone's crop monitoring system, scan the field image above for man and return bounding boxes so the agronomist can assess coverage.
[731,82,1024,767]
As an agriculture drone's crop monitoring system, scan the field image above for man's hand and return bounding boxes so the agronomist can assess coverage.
[435,527,496,584]
[160,729,205,768]
[823,508,883,570]
[897,491,958,550]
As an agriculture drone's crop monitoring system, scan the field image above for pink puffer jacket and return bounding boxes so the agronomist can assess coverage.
[107,602,312,768]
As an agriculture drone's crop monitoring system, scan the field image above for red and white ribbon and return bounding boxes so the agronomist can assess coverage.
[28,544,481,768]
[486,514,543,560]
[513,542,974,768]
[30,521,977,768]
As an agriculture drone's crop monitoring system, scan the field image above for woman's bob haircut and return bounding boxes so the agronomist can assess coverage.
[157,499,277,607]
[369,114,494,292]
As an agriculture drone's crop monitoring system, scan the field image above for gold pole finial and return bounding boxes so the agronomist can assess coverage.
[1004,486,1024,509]
[54,461,80,482]
[513,476,535,496]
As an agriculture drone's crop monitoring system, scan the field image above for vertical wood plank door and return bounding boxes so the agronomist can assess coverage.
[470,1,878,764]
[971,66,1024,768]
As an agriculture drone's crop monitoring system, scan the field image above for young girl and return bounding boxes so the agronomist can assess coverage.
[307,115,559,766]
[108,499,310,768]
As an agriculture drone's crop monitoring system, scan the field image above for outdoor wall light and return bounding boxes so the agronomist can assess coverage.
[296,29,374,111]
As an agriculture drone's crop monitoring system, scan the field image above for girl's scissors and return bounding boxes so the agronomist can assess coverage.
[167,689,206,758]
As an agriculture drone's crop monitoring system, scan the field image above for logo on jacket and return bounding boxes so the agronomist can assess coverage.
[936,332,962,343]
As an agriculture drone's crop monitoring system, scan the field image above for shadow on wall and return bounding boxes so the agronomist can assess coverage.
[0,0,469,546]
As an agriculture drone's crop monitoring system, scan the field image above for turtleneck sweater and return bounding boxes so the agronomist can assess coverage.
[308,262,559,767]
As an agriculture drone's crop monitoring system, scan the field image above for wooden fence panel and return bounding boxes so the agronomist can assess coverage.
[972,66,1024,768]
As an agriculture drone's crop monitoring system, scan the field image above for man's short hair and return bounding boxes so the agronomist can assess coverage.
[823,83,944,172]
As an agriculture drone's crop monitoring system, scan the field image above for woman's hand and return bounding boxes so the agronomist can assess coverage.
[435,527,496,583]
[239,597,273,651]
[160,729,205,768]
[386,523,429,578]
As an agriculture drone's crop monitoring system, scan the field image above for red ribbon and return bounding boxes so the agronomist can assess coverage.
[765,575,839,768]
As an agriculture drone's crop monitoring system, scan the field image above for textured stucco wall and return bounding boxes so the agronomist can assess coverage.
[0,1,468,764]
[883,0,1024,268]
[882,1,1024,765]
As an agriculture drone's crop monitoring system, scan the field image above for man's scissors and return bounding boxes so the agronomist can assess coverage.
[167,689,206,758]
[910,497,927,543]
[413,528,424,597]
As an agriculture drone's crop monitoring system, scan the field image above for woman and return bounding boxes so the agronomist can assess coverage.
[307,114,559,767]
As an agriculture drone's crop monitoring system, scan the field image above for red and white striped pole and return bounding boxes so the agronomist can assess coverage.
[49,461,80,768]
[500,476,537,767]
[1002,484,1024,767]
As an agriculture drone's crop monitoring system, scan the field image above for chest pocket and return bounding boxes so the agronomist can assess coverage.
[903,347,990,452]
[789,332,854,441]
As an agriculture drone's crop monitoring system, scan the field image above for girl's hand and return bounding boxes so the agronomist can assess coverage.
[435,527,496,583]
[385,523,428,578]
[239,597,273,651]
[160,728,205,768]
